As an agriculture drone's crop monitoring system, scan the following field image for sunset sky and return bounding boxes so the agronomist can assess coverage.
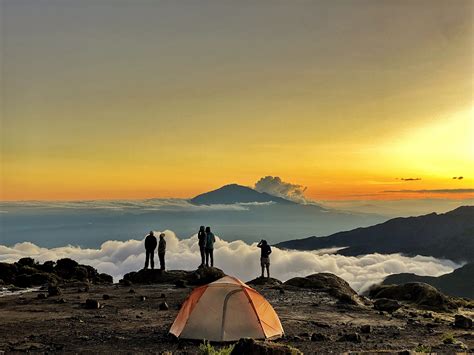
[1,0,473,201]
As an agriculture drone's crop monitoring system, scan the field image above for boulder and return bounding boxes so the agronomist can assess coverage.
[16,257,35,267]
[369,283,457,311]
[102,294,110,300]
[188,267,226,285]
[47,284,61,297]
[247,277,283,287]
[0,262,18,284]
[231,338,302,355]
[98,273,113,284]
[121,269,190,284]
[374,298,402,313]
[55,258,79,279]
[15,273,57,288]
[454,314,472,329]
[284,273,359,304]
[85,299,100,309]
[159,301,169,311]
[360,325,372,334]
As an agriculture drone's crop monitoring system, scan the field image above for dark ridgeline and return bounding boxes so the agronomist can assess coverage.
[382,263,474,299]
[276,206,474,263]
[190,184,296,205]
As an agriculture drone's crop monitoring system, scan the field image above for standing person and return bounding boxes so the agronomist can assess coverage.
[205,226,215,267]
[158,233,166,270]
[257,239,272,278]
[144,231,157,269]
[197,226,207,267]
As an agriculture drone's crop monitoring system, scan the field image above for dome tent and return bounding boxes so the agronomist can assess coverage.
[169,276,284,342]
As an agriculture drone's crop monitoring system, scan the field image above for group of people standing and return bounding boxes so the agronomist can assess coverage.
[143,227,272,278]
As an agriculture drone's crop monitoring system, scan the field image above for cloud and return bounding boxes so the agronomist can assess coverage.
[0,199,273,212]
[0,232,458,293]
[398,178,421,181]
[255,176,308,204]
[383,189,474,194]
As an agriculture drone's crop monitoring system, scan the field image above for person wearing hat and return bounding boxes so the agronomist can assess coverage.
[144,231,157,269]
[158,233,167,270]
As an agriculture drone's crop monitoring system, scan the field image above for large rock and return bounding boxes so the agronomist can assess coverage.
[369,282,457,311]
[454,314,472,329]
[231,338,302,355]
[284,273,359,304]
[373,298,401,313]
[122,269,191,284]
[0,259,113,288]
[188,267,226,285]
[121,267,225,286]
[247,277,283,287]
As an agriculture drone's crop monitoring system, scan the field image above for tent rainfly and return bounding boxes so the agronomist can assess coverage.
[169,276,284,342]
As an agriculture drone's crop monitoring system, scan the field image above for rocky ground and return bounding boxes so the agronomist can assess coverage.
[0,260,473,354]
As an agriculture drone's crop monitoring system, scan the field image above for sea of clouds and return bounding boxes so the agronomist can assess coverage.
[0,231,459,293]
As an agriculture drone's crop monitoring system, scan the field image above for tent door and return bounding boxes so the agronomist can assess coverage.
[221,289,243,340]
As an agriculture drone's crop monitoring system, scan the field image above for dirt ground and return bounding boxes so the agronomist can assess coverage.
[0,283,472,354]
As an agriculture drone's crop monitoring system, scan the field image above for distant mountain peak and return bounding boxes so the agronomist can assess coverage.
[190,184,296,205]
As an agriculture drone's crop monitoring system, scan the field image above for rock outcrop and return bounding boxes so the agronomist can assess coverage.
[0,258,113,288]
[247,277,283,287]
[121,267,225,286]
[369,282,458,311]
[284,273,360,304]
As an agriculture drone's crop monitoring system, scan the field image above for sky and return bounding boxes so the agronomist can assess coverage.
[1,0,473,201]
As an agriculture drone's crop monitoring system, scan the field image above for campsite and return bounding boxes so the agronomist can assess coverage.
[0,265,472,353]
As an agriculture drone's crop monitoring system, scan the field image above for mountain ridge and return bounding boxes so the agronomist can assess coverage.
[276,206,474,263]
[190,183,296,205]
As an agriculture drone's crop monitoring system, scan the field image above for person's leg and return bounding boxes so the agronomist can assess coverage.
[150,252,154,269]
[200,247,205,266]
[145,251,150,269]
[210,249,214,267]
[159,253,165,270]
[205,249,209,267]
[266,264,270,278]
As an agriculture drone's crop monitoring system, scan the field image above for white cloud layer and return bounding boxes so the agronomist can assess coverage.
[255,176,308,204]
[0,231,459,293]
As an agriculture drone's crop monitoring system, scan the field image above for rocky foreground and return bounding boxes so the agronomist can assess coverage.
[0,259,473,354]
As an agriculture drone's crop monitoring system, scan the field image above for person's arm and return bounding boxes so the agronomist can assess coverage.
[257,240,262,248]
[267,246,272,255]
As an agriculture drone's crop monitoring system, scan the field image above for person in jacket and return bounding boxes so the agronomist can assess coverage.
[144,231,157,269]
[158,233,166,270]
[257,239,272,278]
[205,226,215,267]
[197,226,207,266]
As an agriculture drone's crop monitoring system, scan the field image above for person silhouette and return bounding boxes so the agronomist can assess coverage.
[205,226,215,267]
[197,226,207,267]
[158,233,166,270]
[144,231,157,269]
[257,239,272,278]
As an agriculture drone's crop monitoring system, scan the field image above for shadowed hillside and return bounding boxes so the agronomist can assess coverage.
[382,263,474,299]
[276,206,474,263]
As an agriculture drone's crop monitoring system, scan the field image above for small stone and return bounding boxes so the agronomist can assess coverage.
[139,296,146,301]
[128,289,135,294]
[454,314,472,329]
[160,293,166,299]
[48,285,61,297]
[360,325,371,334]
[422,312,433,318]
[57,298,66,304]
[37,293,47,299]
[338,332,361,343]
[159,301,169,311]
[85,299,100,309]
[102,294,110,300]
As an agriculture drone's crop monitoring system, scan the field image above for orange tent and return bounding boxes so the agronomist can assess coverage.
[169,276,284,341]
